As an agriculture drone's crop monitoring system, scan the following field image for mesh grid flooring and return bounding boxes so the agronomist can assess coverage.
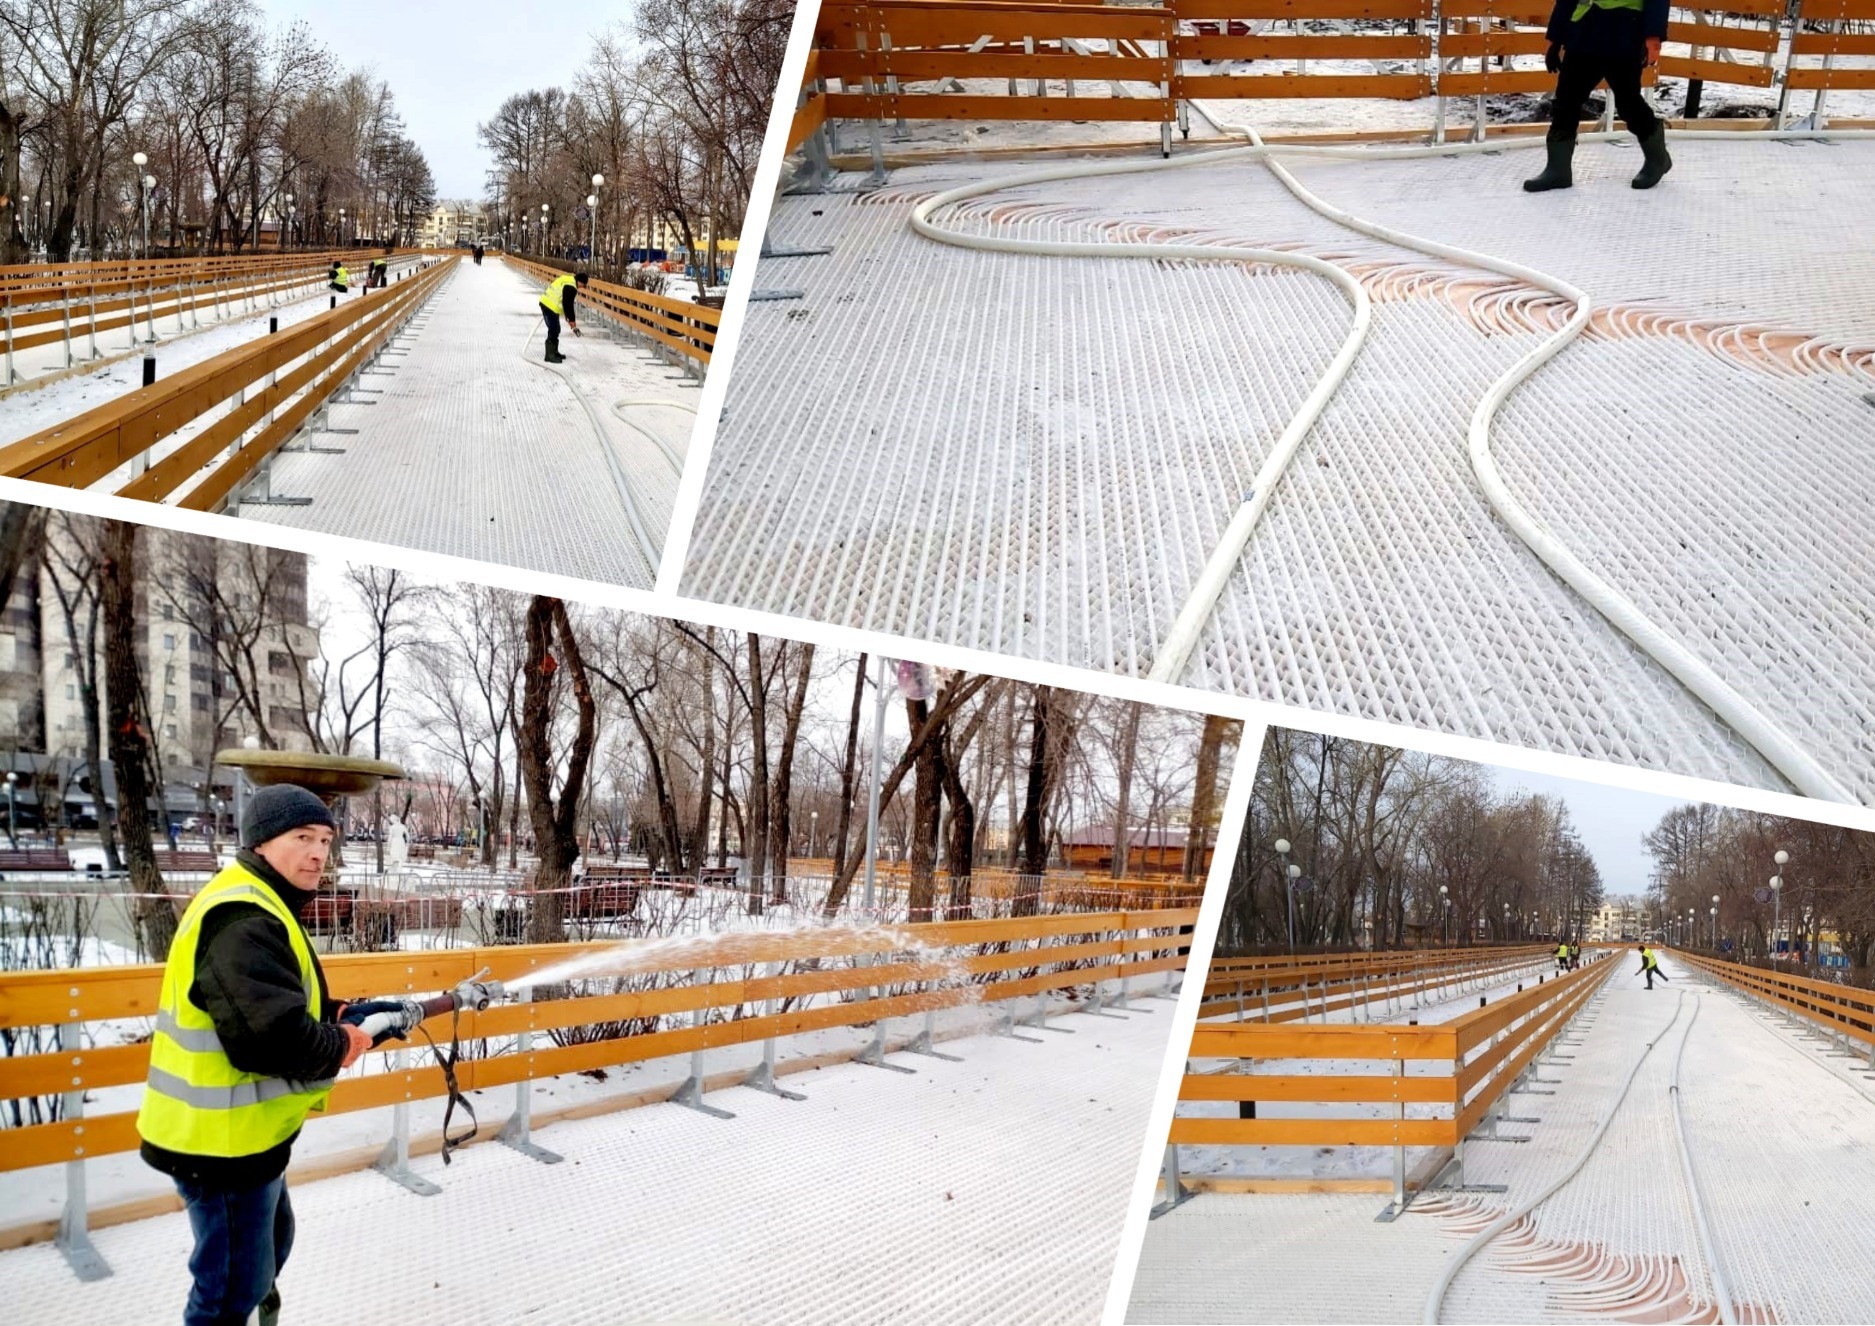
[4,1002,1172,1326]
[1125,958,1875,1324]
[686,140,1875,800]
[242,259,696,587]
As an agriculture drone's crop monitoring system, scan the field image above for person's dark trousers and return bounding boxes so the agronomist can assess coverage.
[1643,967,1653,988]
[1547,7,1660,144]
[174,1173,294,1326]
[542,307,562,361]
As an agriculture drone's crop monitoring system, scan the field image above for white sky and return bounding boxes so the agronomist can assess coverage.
[1487,764,1694,902]
[257,0,638,199]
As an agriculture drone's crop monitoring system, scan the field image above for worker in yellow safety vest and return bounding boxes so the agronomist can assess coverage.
[138,784,425,1326]
[1636,943,1669,990]
[328,261,350,294]
[539,269,589,363]
[1556,941,1570,974]
[1525,0,1670,192]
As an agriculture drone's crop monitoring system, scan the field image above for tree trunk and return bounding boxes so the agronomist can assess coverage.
[906,697,941,922]
[768,642,814,898]
[939,732,975,920]
[102,521,173,960]
[0,103,28,265]
[744,634,770,914]
[690,633,715,869]
[518,598,597,943]
[832,653,866,879]
[1111,702,1142,881]
[1013,687,1054,917]
[1185,716,1230,882]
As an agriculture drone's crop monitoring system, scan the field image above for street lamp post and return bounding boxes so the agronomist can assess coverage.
[5,771,17,848]
[540,202,550,255]
[1439,883,1449,945]
[284,193,295,251]
[1273,838,1296,950]
[810,809,819,859]
[1772,849,1788,960]
[589,173,604,267]
[132,152,149,257]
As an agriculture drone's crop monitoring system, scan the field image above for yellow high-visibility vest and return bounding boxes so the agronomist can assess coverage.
[1557,944,1569,959]
[1642,948,1659,970]
[136,863,334,1159]
[541,272,578,314]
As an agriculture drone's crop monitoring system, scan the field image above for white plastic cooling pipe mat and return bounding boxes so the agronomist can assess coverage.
[3,1004,1170,1326]
[1127,957,1875,1323]
[685,140,1875,801]
[244,258,691,587]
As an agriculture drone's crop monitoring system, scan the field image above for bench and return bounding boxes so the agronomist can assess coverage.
[0,849,74,876]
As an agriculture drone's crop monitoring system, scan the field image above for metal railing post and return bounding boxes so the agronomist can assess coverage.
[672,1003,737,1117]
[59,287,74,368]
[371,1044,442,1195]
[496,984,564,1162]
[85,282,100,361]
[742,961,809,1095]
[55,1019,111,1280]
[3,295,14,386]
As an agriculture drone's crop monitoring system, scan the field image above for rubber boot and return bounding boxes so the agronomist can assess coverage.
[1523,137,1574,192]
[1631,124,1672,189]
[258,1283,281,1326]
[544,331,564,364]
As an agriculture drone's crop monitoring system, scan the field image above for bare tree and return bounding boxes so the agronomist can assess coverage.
[100,520,172,957]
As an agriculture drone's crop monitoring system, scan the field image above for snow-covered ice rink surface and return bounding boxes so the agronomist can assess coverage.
[241,258,695,587]
[684,138,1875,802]
[4,999,1174,1326]
[1127,956,1875,1324]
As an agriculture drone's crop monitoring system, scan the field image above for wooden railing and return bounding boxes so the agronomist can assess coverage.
[0,906,1195,1178]
[0,249,377,388]
[1199,944,1557,1021]
[1671,946,1875,1056]
[501,254,720,369]
[1163,949,1610,1209]
[792,0,1873,156]
[0,257,453,511]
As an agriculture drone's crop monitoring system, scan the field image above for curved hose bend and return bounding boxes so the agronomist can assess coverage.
[914,106,1857,800]
[1424,988,1684,1325]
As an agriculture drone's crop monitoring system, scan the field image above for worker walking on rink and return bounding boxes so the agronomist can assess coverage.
[1637,943,1668,989]
[1557,940,1570,974]
[1525,0,1671,192]
[137,785,425,1326]
[539,269,589,364]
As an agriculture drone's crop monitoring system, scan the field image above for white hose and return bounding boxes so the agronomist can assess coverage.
[909,108,1862,801]
[1423,988,1683,1325]
[518,312,663,571]
[1666,993,1738,1325]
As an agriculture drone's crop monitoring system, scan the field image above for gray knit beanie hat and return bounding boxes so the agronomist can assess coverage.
[241,784,336,850]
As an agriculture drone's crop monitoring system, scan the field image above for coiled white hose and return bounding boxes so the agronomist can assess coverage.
[1666,993,1738,1325]
[909,113,1868,802]
[1423,986,1682,1325]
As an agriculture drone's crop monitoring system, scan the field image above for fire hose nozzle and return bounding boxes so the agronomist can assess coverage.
[452,966,505,1012]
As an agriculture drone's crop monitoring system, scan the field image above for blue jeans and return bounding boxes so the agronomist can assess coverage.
[173,1174,294,1326]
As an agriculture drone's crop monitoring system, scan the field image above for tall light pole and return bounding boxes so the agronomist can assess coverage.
[1772,849,1788,960]
[589,173,604,266]
[1439,883,1449,945]
[284,193,295,251]
[132,152,150,257]
[4,771,17,848]
[339,207,347,247]
[810,809,819,859]
[1273,838,1296,951]
[540,202,550,254]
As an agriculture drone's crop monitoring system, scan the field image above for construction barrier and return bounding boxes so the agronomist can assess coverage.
[790,0,1875,162]
[1671,946,1875,1062]
[501,254,720,371]
[0,249,374,389]
[0,257,454,512]
[1162,947,1611,1213]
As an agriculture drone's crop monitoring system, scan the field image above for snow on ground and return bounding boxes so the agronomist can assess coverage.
[0,257,429,441]
[5,994,1175,1326]
[238,257,696,588]
[1127,955,1875,1324]
[692,136,1875,803]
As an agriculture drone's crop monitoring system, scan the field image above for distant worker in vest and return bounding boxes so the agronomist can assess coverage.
[328,260,349,295]
[137,785,428,1326]
[1556,940,1570,974]
[1636,943,1668,989]
[1524,0,1670,192]
[368,254,388,289]
[539,269,589,363]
